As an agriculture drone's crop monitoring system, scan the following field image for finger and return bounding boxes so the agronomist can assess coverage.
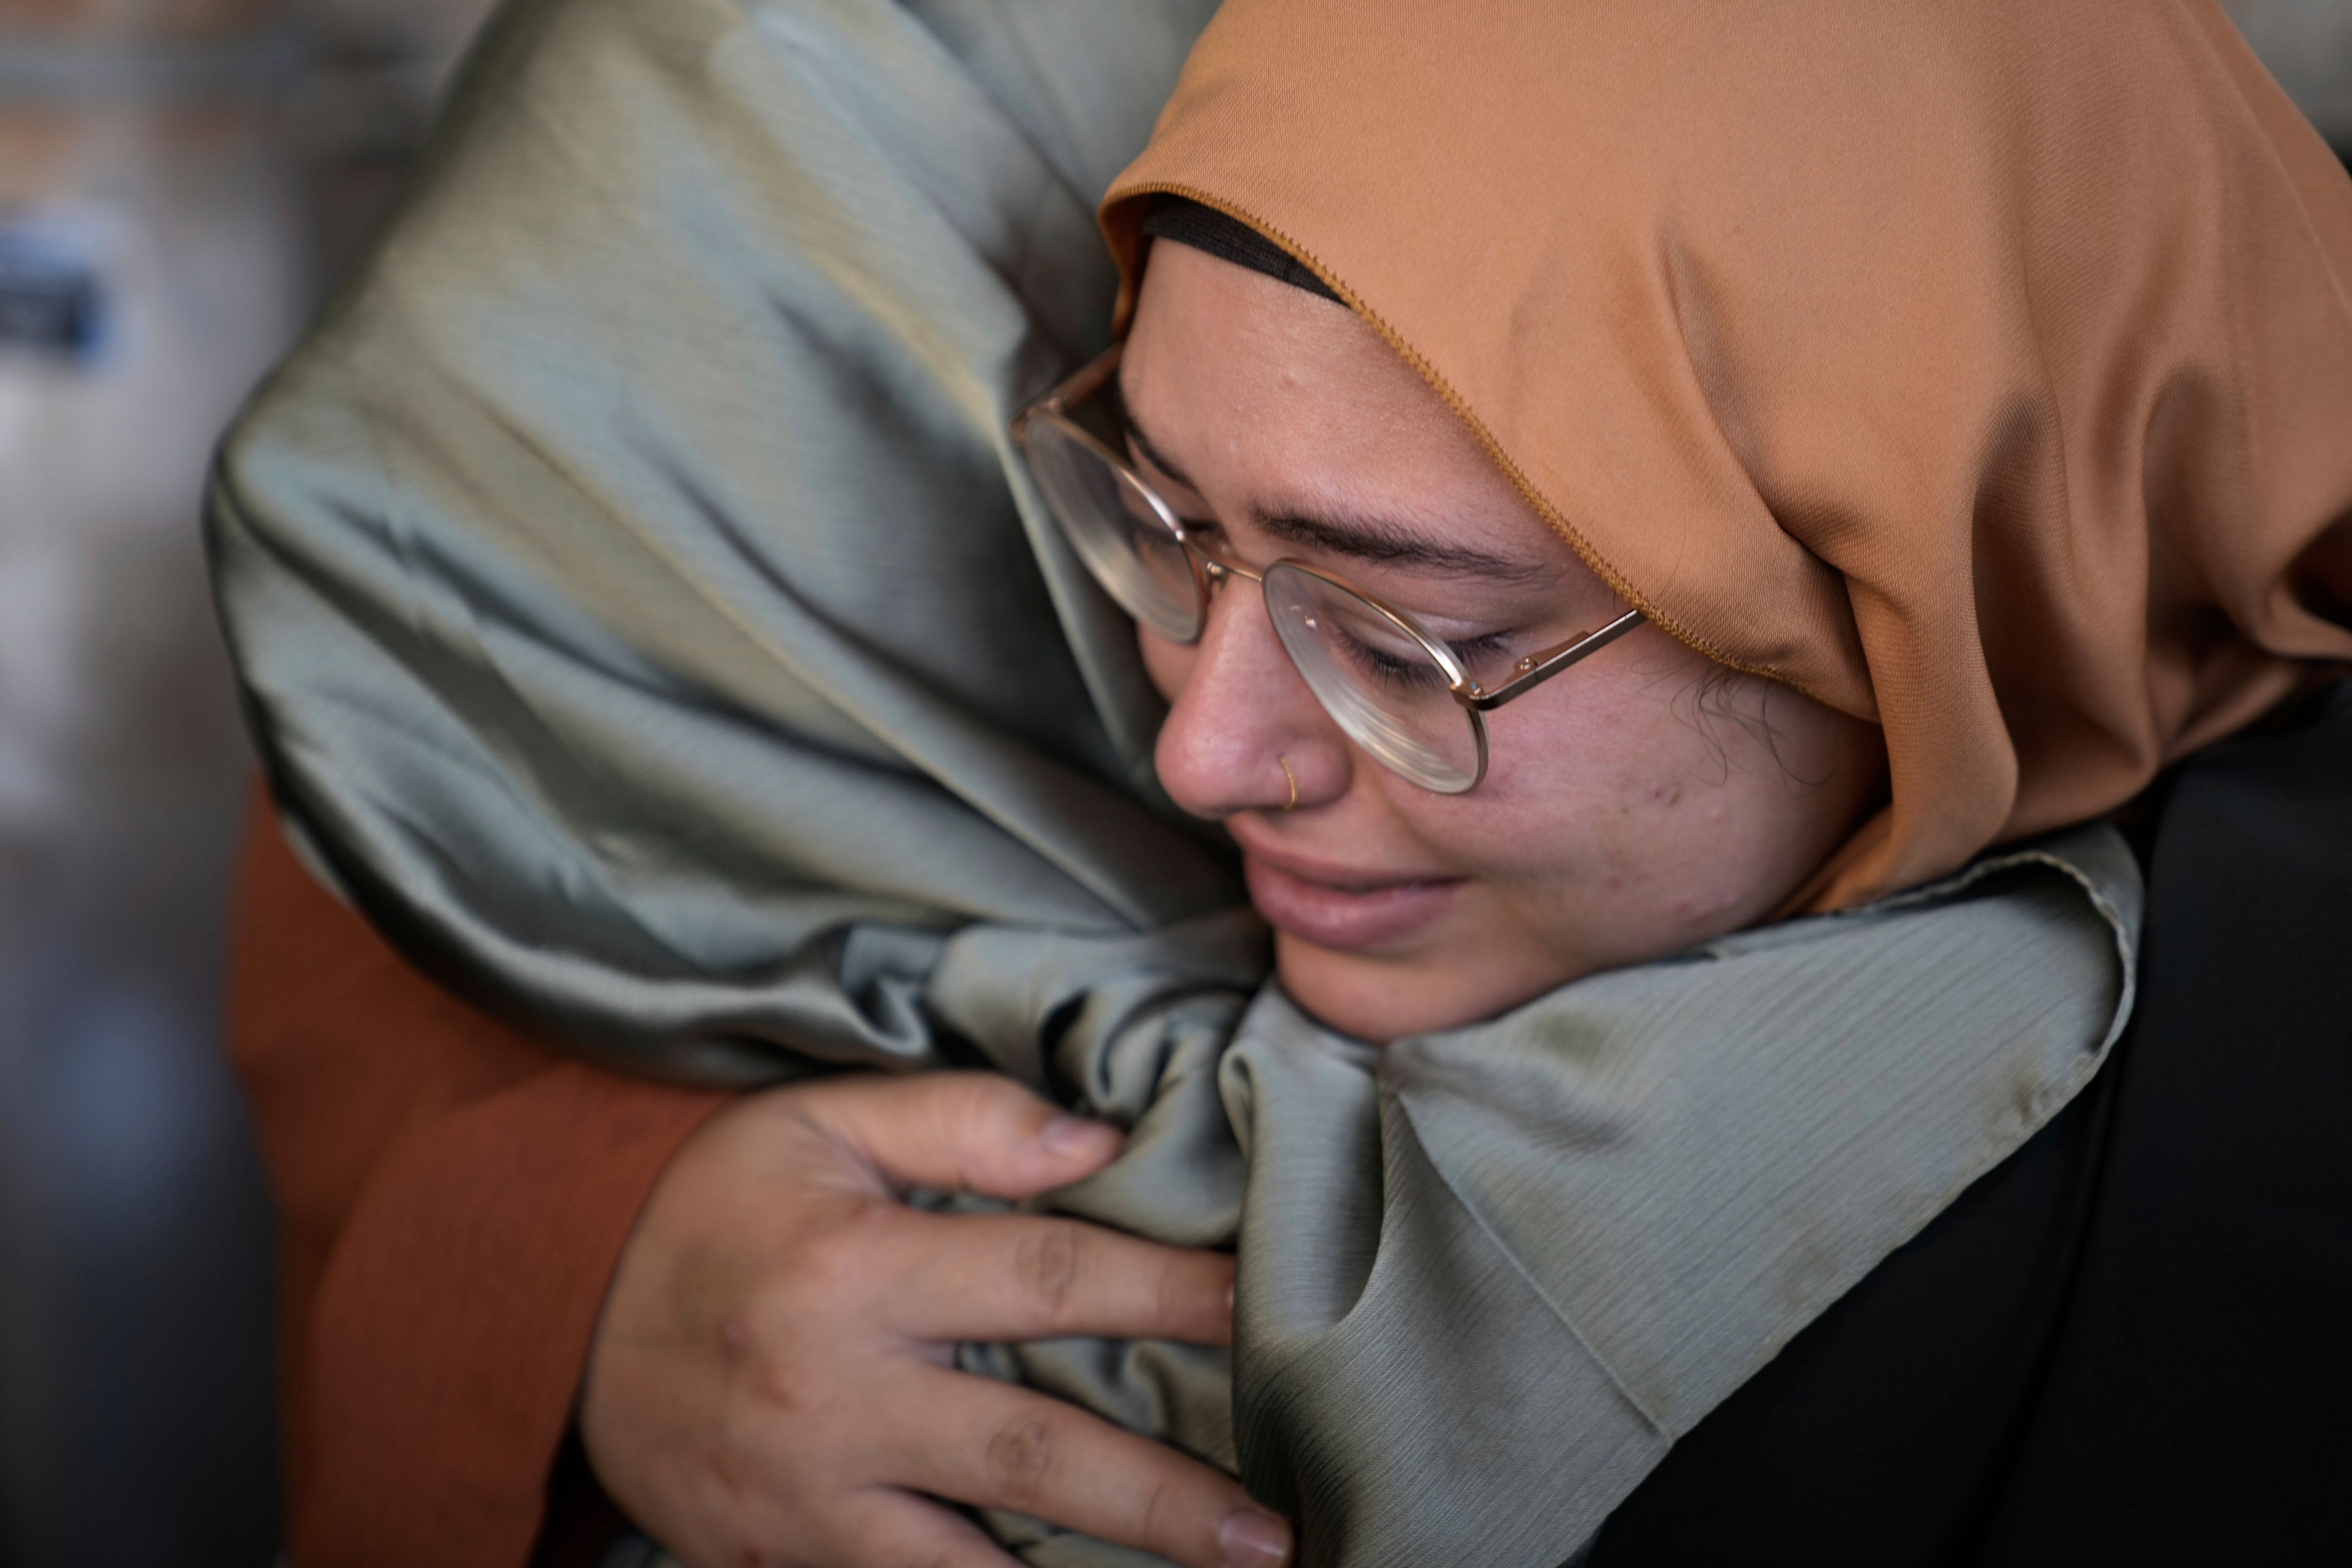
[794,1071,1125,1200]
[893,1374,1291,1568]
[880,1210,1234,1346]
[822,1487,1023,1568]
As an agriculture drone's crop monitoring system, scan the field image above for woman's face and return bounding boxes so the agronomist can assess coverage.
[1122,243,1887,1040]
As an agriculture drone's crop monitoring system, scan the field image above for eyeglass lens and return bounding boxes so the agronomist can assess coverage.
[1262,564,1482,792]
[1018,413,1487,793]
[1021,418,1201,641]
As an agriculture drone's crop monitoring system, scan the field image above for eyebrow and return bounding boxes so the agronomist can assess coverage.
[1120,383,1560,586]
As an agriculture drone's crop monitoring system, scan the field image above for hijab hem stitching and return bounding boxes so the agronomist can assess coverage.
[1107,179,1841,712]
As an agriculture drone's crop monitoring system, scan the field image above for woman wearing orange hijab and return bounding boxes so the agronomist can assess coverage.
[211,1,2352,1564]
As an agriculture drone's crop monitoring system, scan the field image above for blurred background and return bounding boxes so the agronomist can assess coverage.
[0,1,2346,1564]
[0,0,497,1562]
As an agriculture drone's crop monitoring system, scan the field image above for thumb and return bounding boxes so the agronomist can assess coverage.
[796,1071,1124,1200]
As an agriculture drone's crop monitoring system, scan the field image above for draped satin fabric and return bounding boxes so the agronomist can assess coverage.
[1102,0,2352,908]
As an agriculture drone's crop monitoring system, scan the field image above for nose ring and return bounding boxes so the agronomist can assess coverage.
[1278,755,1299,813]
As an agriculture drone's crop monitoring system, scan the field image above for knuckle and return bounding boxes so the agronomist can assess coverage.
[736,1341,810,1413]
[715,1310,775,1384]
[934,1069,1011,1129]
[984,1415,1058,1506]
[707,1438,761,1509]
[1137,1471,1181,1546]
[709,1302,797,1406]
[1154,1253,1193,1330]
[717,1296,831,1417]
[957,1067,1036,1116]
[941,1075,1035,1172]
[1014,1222,1085,1316]
[790,1215,885,1302]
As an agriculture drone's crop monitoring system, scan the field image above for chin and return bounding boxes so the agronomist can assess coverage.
[1273,933,1558,1042]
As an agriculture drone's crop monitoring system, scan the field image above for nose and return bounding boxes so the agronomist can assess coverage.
[1155,575,1348,819]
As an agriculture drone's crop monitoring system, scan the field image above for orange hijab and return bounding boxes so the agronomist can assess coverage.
[1102,0,2352,908]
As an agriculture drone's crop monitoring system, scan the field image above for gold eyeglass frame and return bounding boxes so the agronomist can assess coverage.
[1010,345,1645,794]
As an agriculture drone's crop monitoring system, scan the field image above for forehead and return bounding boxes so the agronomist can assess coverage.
[1122,241,1441,459]
[1121,241,1572,571]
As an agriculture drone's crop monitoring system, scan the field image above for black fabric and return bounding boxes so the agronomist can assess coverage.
[1585,986,2125,1564]
[1587,679,2352,1566]
[1142,194,1346,303]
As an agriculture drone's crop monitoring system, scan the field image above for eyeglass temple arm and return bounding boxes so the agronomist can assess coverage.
[1017,345,1125,429]
[1463,608,1646,711]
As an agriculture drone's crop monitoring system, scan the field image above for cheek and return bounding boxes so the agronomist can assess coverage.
[1138,626,1197,704]
[1389,652,1758,908]
[1458,653,1874,930]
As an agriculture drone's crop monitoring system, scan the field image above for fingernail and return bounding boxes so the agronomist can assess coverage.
[1038,1115,1117,1159]
[1216,1507,1291,1567]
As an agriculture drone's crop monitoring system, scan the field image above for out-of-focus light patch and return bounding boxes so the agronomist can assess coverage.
[2,974,227,1260]
[0,214,108,361]
[0,541,88,823]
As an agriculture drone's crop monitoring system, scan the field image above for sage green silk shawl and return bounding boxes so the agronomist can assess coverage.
[206,1,2142,1564]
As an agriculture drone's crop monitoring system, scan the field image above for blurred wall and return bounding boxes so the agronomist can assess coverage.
[0,2,491,1564]
[2230,0,2352,150]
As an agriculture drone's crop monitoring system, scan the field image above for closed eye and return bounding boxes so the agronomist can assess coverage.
[1172,507,1523,679]
[1442,631,1514,671]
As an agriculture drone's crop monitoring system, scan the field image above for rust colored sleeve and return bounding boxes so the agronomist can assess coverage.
[225,791,729,1567]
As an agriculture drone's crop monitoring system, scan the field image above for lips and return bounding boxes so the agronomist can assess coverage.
[1238,845,1463,951]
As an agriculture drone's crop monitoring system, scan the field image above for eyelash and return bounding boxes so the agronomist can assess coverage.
[1356,631,1512,690]
[1440,631,1514,668]
[1175,516,1520,682]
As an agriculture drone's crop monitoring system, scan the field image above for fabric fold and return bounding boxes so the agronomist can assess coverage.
[933,829,2138,1568]
[210,0,1237,1068]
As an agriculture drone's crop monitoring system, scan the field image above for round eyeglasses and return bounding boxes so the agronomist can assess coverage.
[1010,345,1643,794]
